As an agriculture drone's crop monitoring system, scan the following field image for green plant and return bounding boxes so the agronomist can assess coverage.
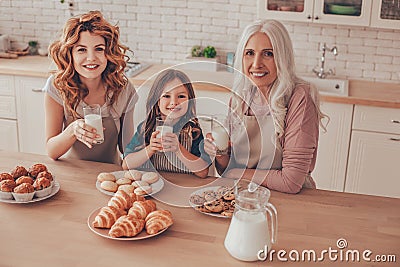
[191,45,202,57]
[28,41,38,47]
[203,46,217,58]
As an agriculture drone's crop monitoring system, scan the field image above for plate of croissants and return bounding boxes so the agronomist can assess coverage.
[88,189,173,240]
[0,163,60,203]
[96,170,164,197]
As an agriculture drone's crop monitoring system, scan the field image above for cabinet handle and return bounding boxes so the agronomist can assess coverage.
[391,119,400,124]
[307,15,312,19]
[389,138,400,141]
[31,89,44,92]
[314,16,319,20]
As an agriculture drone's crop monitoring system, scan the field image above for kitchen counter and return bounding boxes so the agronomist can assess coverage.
[0,56,399,108]
[0,151,399,267]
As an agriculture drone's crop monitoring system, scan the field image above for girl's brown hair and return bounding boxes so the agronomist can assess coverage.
[49,10,128,119]
[143,69,199,144]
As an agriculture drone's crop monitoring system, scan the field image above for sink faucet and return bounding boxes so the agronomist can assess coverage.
[312,43,338,79]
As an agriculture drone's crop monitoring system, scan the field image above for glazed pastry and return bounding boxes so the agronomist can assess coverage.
[141,172,159,184]
[124,170,142,181]
[33,177,51,190]
[13,183,35,193]
[134,185,152,196]
[108,215,145,238]
[107,190,133,211]
[0,180,16,192]
[128,200,156,219]
[145,210,173,235]
[97,172,116,182]
[116,178,132,186]
[10,166,28,179]
[28,163,48,178]
[15,176,34,186]
[92,206,126,229]
[0,173,13,182]
[100,181,118,193]
[36,171,53,182]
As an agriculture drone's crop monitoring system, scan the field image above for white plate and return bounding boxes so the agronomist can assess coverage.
[87,207,168,240]
[0,181,60,204]
[95,170,164,197]
[189,186,232,219]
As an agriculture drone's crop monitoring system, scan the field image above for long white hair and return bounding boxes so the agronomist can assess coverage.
[232,19,327,138]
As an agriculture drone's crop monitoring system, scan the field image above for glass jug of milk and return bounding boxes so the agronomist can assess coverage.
[224,181,277,261]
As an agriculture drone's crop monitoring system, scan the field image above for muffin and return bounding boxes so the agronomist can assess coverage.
[10,166,28,179]
[0,173,13,182]
[36,171,53,182]
[15,176,34,186]
[28,163,48,178]
[12,183,35,202]
[33,177,52,198]
[0,180,16,200]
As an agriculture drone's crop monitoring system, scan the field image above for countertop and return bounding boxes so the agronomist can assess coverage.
[0,151,399,267]
[1,56,399,108]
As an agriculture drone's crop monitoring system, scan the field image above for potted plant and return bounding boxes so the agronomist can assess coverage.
[28,41,38,55]
[185,45,220,71]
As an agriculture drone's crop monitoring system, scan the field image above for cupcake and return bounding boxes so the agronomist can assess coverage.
[15,176,34,186]
[0,173,13,182]
[28,163,48,178]
[37,171,54,183]
[10,165,28,179]
[33,177,52,198]
[0,180,16,200]
[12,183,35,202]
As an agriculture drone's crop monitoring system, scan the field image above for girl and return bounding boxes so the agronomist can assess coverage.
[122,69,210,178]
[44,11,137,164]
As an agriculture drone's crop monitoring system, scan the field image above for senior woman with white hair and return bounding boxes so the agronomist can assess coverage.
[204,20,327,193]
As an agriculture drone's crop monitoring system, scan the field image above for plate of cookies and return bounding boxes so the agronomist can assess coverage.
[96,170,164,197]
[88,190,173,240]
[0,164,60,203]
[189,185,236,218]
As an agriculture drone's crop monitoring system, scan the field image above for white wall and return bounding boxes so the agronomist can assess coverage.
[0,0,399,83]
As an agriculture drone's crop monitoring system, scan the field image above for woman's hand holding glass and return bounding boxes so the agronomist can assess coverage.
[72,119,102,148]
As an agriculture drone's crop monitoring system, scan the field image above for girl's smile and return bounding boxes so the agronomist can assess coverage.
[158,78,189,121]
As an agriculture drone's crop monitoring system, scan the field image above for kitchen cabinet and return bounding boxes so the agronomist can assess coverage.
[15,76,47,155]
[257,0,372,26]
[370,0,400,29]
[312,102,353,191]
[0,74,19,152]
[345,105,400,198]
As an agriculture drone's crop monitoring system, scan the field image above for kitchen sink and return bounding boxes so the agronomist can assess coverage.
[301,76,348,96]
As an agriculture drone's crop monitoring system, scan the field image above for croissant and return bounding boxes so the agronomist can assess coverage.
[108,215,145,238]
[128,200,156,219]
[107,190,133,211]
[92,206,126,229]
[145,210,173,235]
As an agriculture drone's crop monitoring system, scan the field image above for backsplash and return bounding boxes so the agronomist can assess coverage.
[0,0,399,83]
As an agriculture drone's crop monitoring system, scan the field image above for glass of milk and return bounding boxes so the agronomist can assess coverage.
[83,104,104,144]
[155,116,173,139]
[211,114,230,155]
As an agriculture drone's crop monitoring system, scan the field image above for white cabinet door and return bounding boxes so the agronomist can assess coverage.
[312,102,353,191]
[370,0,400,29]
[0,119,19,152]
[15,76,47,155]
[345,130,400,198]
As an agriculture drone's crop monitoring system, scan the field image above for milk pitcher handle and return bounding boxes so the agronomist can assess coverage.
[266,202,278,244]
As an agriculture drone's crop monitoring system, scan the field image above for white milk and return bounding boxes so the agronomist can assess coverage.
[156,125,173,138]
[224,210,271,261]
[84,114,104,144]
[212,127,229,150]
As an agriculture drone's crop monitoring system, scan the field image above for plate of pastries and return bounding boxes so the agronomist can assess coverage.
[88,189,173,240]
[189,185,236,218]
[96,170,164,197]
[0,163,60,203]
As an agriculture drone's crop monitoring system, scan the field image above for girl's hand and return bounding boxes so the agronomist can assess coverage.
[149,131,163,152]
[160,133,179,152]
[203,133,217,157]
[72,119,101,148]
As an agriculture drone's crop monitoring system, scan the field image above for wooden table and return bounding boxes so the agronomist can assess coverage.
[0,151,399,267]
